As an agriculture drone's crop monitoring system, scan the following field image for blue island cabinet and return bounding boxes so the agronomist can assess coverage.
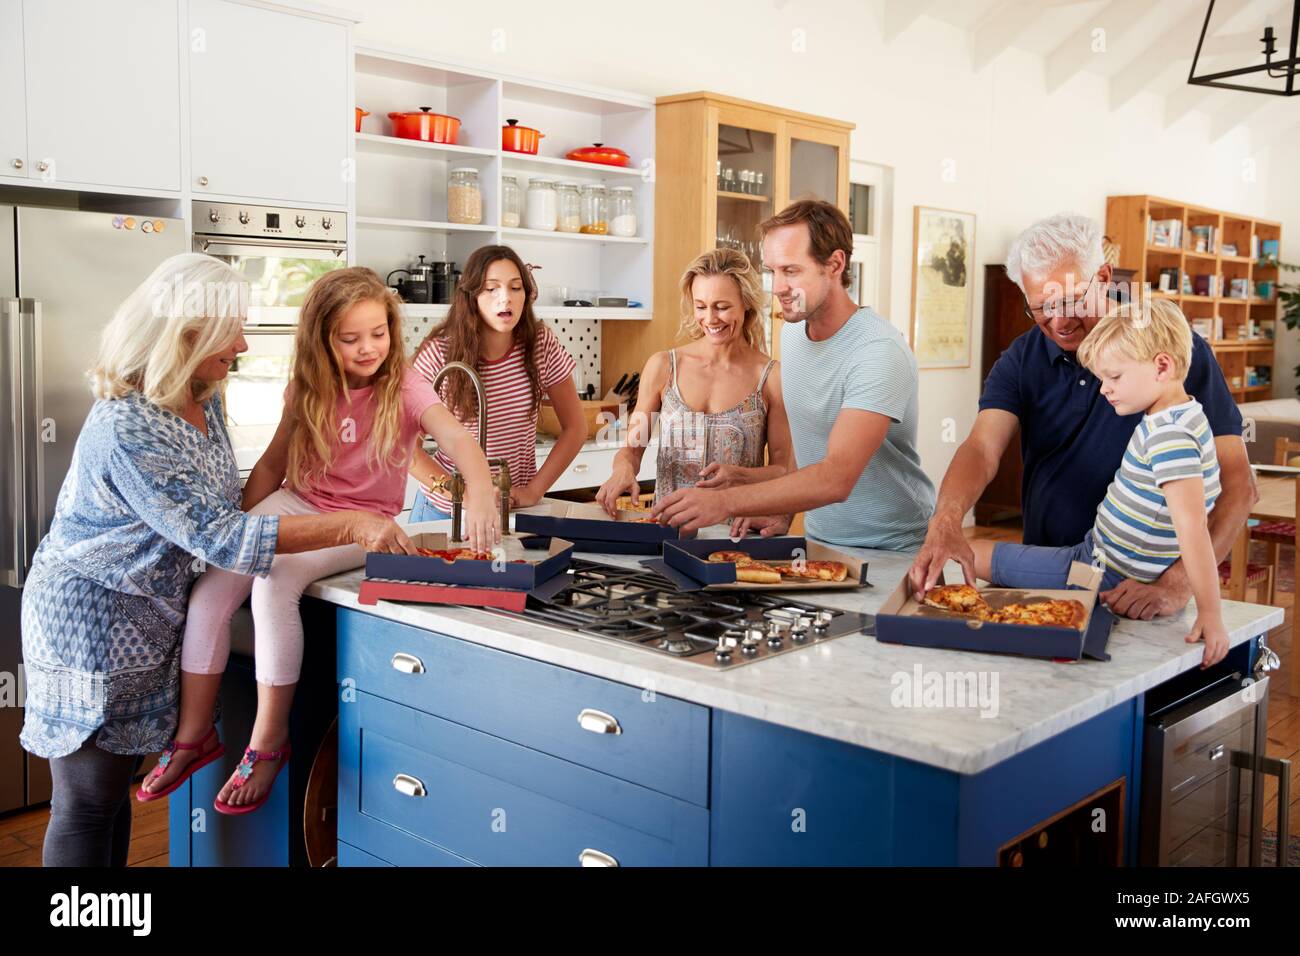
[335,608,710,867]
[336,606,1147,867]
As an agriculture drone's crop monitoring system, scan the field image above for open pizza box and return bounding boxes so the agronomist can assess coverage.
[644,535,870,592]
[874,561,1114,662]
[514,501,679,554]
[364,531,573,591]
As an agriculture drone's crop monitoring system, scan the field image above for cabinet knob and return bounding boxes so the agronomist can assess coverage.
[578,848,619,867]
[392,773,427,798]
[197,175,209,187]
[36,161,48,172]
[390,652,426,674]
[11,159,22,169]
[577,708,622,735]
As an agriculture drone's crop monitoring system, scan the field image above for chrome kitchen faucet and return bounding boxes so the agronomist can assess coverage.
[426,361,512,543]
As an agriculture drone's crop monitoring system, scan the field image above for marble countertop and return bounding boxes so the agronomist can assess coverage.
[305,506,1283,775]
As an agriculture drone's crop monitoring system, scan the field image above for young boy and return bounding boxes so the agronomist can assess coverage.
[965,299,1228,668]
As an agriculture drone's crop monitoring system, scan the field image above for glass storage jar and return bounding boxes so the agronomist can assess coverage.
[580,183,608,235]
[609,186,637,237]
[555,182,582,233]
[501,174,521,228]
[524,177,558,231]
[447,167,483,225]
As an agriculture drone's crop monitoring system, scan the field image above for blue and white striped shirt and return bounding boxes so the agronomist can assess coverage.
[1091,399,1220,582]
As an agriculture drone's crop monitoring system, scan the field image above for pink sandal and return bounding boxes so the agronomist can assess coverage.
[213,743,291,816]
[136,726,225,802]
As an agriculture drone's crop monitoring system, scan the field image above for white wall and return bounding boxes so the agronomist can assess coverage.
[340,0,1295,497]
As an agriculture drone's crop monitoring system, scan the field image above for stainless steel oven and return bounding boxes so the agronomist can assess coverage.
[1140,661,1290,866]
[193,202,348,469]
[191,200,348,328]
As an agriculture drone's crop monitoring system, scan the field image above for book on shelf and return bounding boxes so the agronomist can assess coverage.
[1190,318,1214,340]
[1256,279,1276,300]
[1189,225,1217,254]
[1251,234,1260,260]
[1228,277,1250,299]
[1157,267,1180,292]
[1192,274,1221,297]
[1222,243,1238,256]
[1260,238,1280,264]
[1147,217,1183,248]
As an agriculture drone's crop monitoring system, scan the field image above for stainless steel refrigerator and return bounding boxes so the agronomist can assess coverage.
[1,205,186,813]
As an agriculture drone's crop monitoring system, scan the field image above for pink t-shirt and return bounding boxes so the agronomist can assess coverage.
[291,368,440,516]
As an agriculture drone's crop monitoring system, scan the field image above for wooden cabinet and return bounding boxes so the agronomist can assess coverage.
[17,0,181,191]
[1106,195,1281,402]
[602,92,852,386]
[188,0,349,205]
[0,0,26,182]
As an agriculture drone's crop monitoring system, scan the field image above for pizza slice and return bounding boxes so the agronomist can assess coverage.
[922,583,991,616]
[706,550,782,584]
[985,599,1087,630]
[769,560,849,582]
[417,547,510,562]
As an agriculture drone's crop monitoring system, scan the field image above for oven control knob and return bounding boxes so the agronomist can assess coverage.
[238,211,250,225]
[295,215,306,228]
[322,216,333,230]
[812,610,834,633]
[714,636,735,663]
[208,209,219,223]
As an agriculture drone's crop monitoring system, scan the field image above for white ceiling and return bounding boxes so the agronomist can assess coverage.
[883,0,1300,147]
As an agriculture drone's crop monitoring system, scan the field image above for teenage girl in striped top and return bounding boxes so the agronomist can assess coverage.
[409,245,587,520]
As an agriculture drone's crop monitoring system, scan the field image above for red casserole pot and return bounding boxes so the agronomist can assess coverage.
[388,108,461,144]
[502,119,544,154]
[565,143,631,167]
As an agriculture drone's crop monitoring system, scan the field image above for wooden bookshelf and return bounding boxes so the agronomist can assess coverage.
[1106,195,1282,403]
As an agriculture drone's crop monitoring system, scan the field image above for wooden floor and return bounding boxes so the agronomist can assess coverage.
[2,522,1297,867]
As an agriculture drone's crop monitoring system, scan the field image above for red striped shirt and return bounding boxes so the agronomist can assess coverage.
[411,325,575,511]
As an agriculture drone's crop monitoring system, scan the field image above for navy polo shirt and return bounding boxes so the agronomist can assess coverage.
[978,327,1242,547]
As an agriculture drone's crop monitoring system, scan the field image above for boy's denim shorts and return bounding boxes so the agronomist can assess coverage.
[990,529,1128,593]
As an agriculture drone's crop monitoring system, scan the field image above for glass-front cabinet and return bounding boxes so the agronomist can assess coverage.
[603,91,851,384]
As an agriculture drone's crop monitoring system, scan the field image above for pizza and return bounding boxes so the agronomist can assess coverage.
[921,584,1087,630]
[628,517,660,524]
[706,551,848,584]
[983,599,1087,631]
[417,547,508,562]
[922,584,990,615]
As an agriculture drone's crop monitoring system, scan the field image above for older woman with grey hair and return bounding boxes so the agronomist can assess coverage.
[908,212,1254,620]
[20,253,416,866]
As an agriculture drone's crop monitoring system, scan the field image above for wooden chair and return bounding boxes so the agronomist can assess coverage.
[1246,437,1300,604]
[1220,524,1275,603]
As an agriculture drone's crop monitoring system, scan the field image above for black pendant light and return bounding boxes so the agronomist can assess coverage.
[1188,0,1300,95]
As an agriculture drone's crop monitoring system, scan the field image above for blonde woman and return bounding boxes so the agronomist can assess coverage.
[141,266,497,816]
[21,253,415,866]
[596,248,793,517]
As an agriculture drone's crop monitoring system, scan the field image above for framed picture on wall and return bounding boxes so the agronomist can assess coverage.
[910,206,975,369]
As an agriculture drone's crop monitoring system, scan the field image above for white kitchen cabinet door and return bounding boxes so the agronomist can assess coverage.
[188,0,349,206]
[0,0,26,181]
[22,0,181,191]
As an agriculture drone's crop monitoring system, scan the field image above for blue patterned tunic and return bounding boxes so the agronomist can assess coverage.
[20,391,279,758]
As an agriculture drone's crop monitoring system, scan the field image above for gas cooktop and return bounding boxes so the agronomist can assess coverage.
[484,559,875,668]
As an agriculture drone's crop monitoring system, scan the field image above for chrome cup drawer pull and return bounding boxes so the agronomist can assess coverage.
[579,848,619,867]
[577,708,622,735]
[393,773,427,798]
[391,652,426,674]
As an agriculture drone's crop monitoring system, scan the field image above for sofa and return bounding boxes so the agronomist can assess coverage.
[1238,398,1300,464]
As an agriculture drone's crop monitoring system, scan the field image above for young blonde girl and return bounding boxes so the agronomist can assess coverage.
[139,267,498,813]
[409,245,585,520]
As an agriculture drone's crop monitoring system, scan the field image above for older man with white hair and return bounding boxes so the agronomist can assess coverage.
[908,213,1256,620]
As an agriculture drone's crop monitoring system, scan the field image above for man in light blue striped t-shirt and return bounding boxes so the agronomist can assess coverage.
[653,200,936,550]
[965,299,1229,668]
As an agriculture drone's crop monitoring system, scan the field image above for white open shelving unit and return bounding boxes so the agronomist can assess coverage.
[350,47,655,323]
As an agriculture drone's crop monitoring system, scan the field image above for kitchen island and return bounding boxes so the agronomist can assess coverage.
[168,508,1284,867]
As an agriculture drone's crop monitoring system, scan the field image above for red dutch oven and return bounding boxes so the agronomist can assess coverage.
[565,143,631,167]
[502,119,544,154]
[388,108,461,144]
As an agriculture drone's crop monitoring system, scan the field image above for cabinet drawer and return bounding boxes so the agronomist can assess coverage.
[338,608,709,806]
[340,691,709,867]
[337,840,394,867]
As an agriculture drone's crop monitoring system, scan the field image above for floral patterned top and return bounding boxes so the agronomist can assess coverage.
[19,390,279,758]
[654,349,776,505]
